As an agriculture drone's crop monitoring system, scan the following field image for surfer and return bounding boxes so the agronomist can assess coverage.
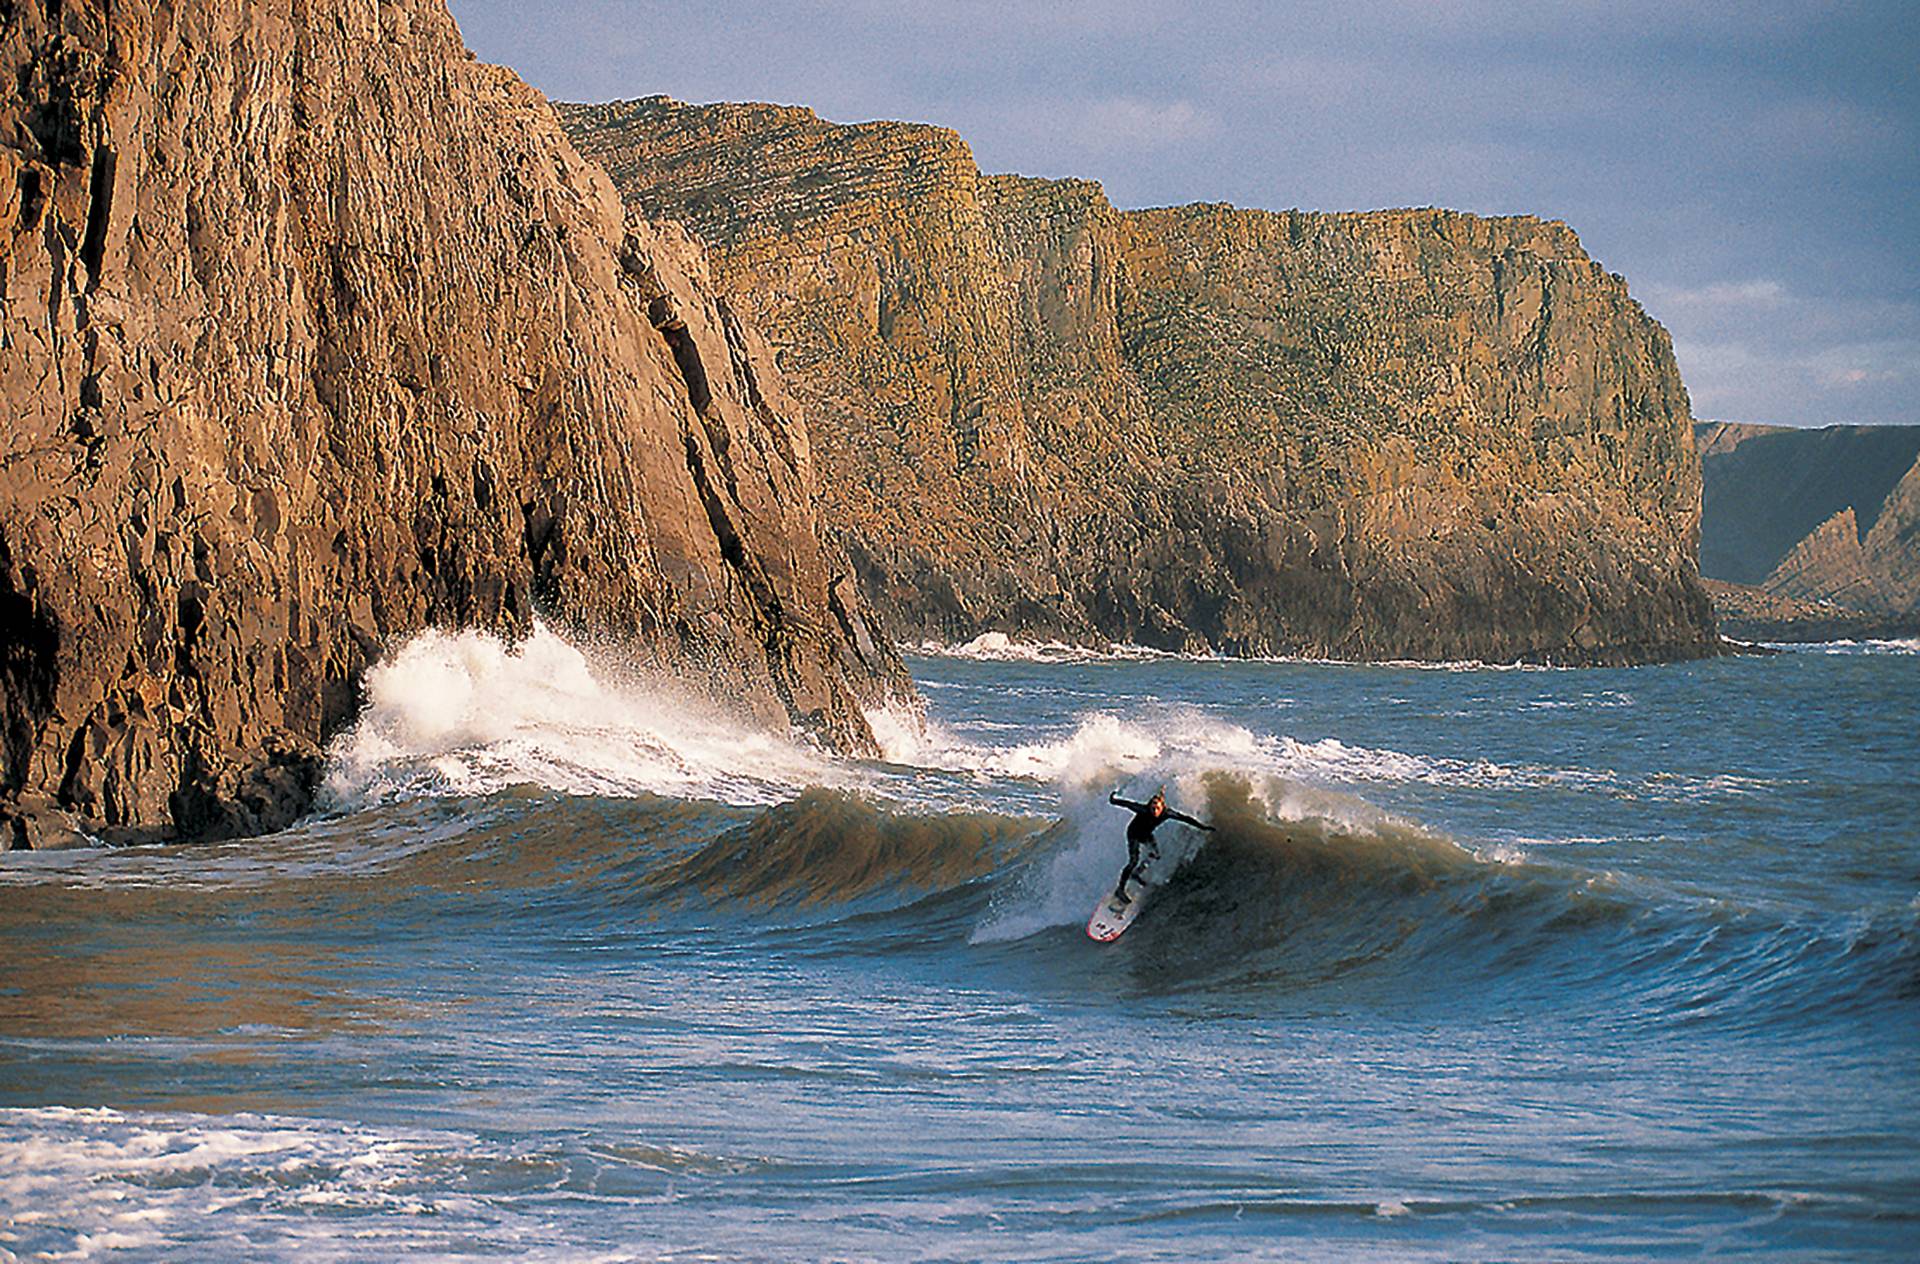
[1108,789,1213,904]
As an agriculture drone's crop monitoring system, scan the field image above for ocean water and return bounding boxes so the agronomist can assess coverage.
[2,627,1916,1261]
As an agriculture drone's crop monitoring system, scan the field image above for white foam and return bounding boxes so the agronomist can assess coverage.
[866,693,1773,811]
[870,704,1264,789]
[911,632,1575,671]
[0,1106,519,1261]
[949,712,1305,942]
[969,761,1442,943]
[971,773,1212,943]
[1524,689,1635,710]
[1766,637,1920,655]
[913,632,1173,663]
[864,698,963,769]
[321,623,841,810]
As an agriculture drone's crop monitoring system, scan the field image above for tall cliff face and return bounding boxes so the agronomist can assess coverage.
[0,4,904,846]
[1695,422,1920,617]
[564,97,1715,663]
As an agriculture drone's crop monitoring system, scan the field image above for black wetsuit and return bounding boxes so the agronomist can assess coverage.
[1109,792,1212,901]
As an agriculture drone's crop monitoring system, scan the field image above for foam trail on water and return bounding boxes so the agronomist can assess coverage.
[0,1106,578,1261]
[322,623,841,810]
[869,699,1779,807]
[1765,637,1920,655]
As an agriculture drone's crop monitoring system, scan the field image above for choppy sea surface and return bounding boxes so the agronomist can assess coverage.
[2,627,1916,1261]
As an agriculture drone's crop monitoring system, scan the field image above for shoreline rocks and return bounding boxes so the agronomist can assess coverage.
[1704,579,1920,645]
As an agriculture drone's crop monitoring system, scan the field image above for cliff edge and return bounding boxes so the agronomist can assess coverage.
[0,4,904,847]
[564,97,1716,664]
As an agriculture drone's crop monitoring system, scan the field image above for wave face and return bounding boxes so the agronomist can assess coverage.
[3,627,1917,1261]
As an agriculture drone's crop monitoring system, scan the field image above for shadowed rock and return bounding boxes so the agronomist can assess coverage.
[1696,422,1920,619]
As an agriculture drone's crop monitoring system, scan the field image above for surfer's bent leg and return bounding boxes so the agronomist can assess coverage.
[1115,837,1144,901]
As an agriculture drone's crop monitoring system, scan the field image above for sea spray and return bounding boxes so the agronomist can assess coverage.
[320,623,840,809]
[969,766,1441,945]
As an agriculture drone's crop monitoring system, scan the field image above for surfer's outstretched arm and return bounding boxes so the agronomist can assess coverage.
[1109,791,1148,810]
[1166,809,1215,831]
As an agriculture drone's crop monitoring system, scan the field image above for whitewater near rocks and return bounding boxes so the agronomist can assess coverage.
[1,629,1915,1260]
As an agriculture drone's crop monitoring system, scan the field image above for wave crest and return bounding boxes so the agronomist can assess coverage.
[320,624,839,810]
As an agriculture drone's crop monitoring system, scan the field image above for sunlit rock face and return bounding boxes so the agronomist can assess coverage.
[564,96,1715,665]
[0,4,904,845]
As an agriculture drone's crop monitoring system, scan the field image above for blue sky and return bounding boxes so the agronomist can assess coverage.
[450,0,1918,428]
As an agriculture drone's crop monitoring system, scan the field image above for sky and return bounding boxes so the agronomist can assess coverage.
[449,0,1918,428]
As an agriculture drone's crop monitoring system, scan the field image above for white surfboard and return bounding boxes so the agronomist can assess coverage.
[1086,870,1153,942]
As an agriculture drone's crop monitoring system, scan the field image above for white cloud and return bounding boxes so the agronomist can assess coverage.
[976,95,1221,158]
[1672,333,1920,425]
[1749,97,1907,161]
[1645,280,1919,419]
[792,0,1176,37]
[1640,279,1788,311]
[1064,97,1220,151]
[1811,341,1914,390]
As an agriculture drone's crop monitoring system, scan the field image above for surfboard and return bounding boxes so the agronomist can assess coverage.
[1086,871,1152,942]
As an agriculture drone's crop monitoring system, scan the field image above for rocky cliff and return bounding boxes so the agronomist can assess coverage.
[1696,422,1920,621]
[563,97,1716,664]
[1700,578,1920,644]
[0,4,904,847]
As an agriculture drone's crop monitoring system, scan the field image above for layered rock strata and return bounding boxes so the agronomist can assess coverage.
[1696,422,1920,619]
[564,97,1716,664]
[0,3,904,847]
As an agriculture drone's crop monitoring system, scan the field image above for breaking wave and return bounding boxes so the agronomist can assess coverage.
[866,701,1784,807]
[319,623,844,809]
[25,621,1890,1029]
[141,769,1907,1031]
